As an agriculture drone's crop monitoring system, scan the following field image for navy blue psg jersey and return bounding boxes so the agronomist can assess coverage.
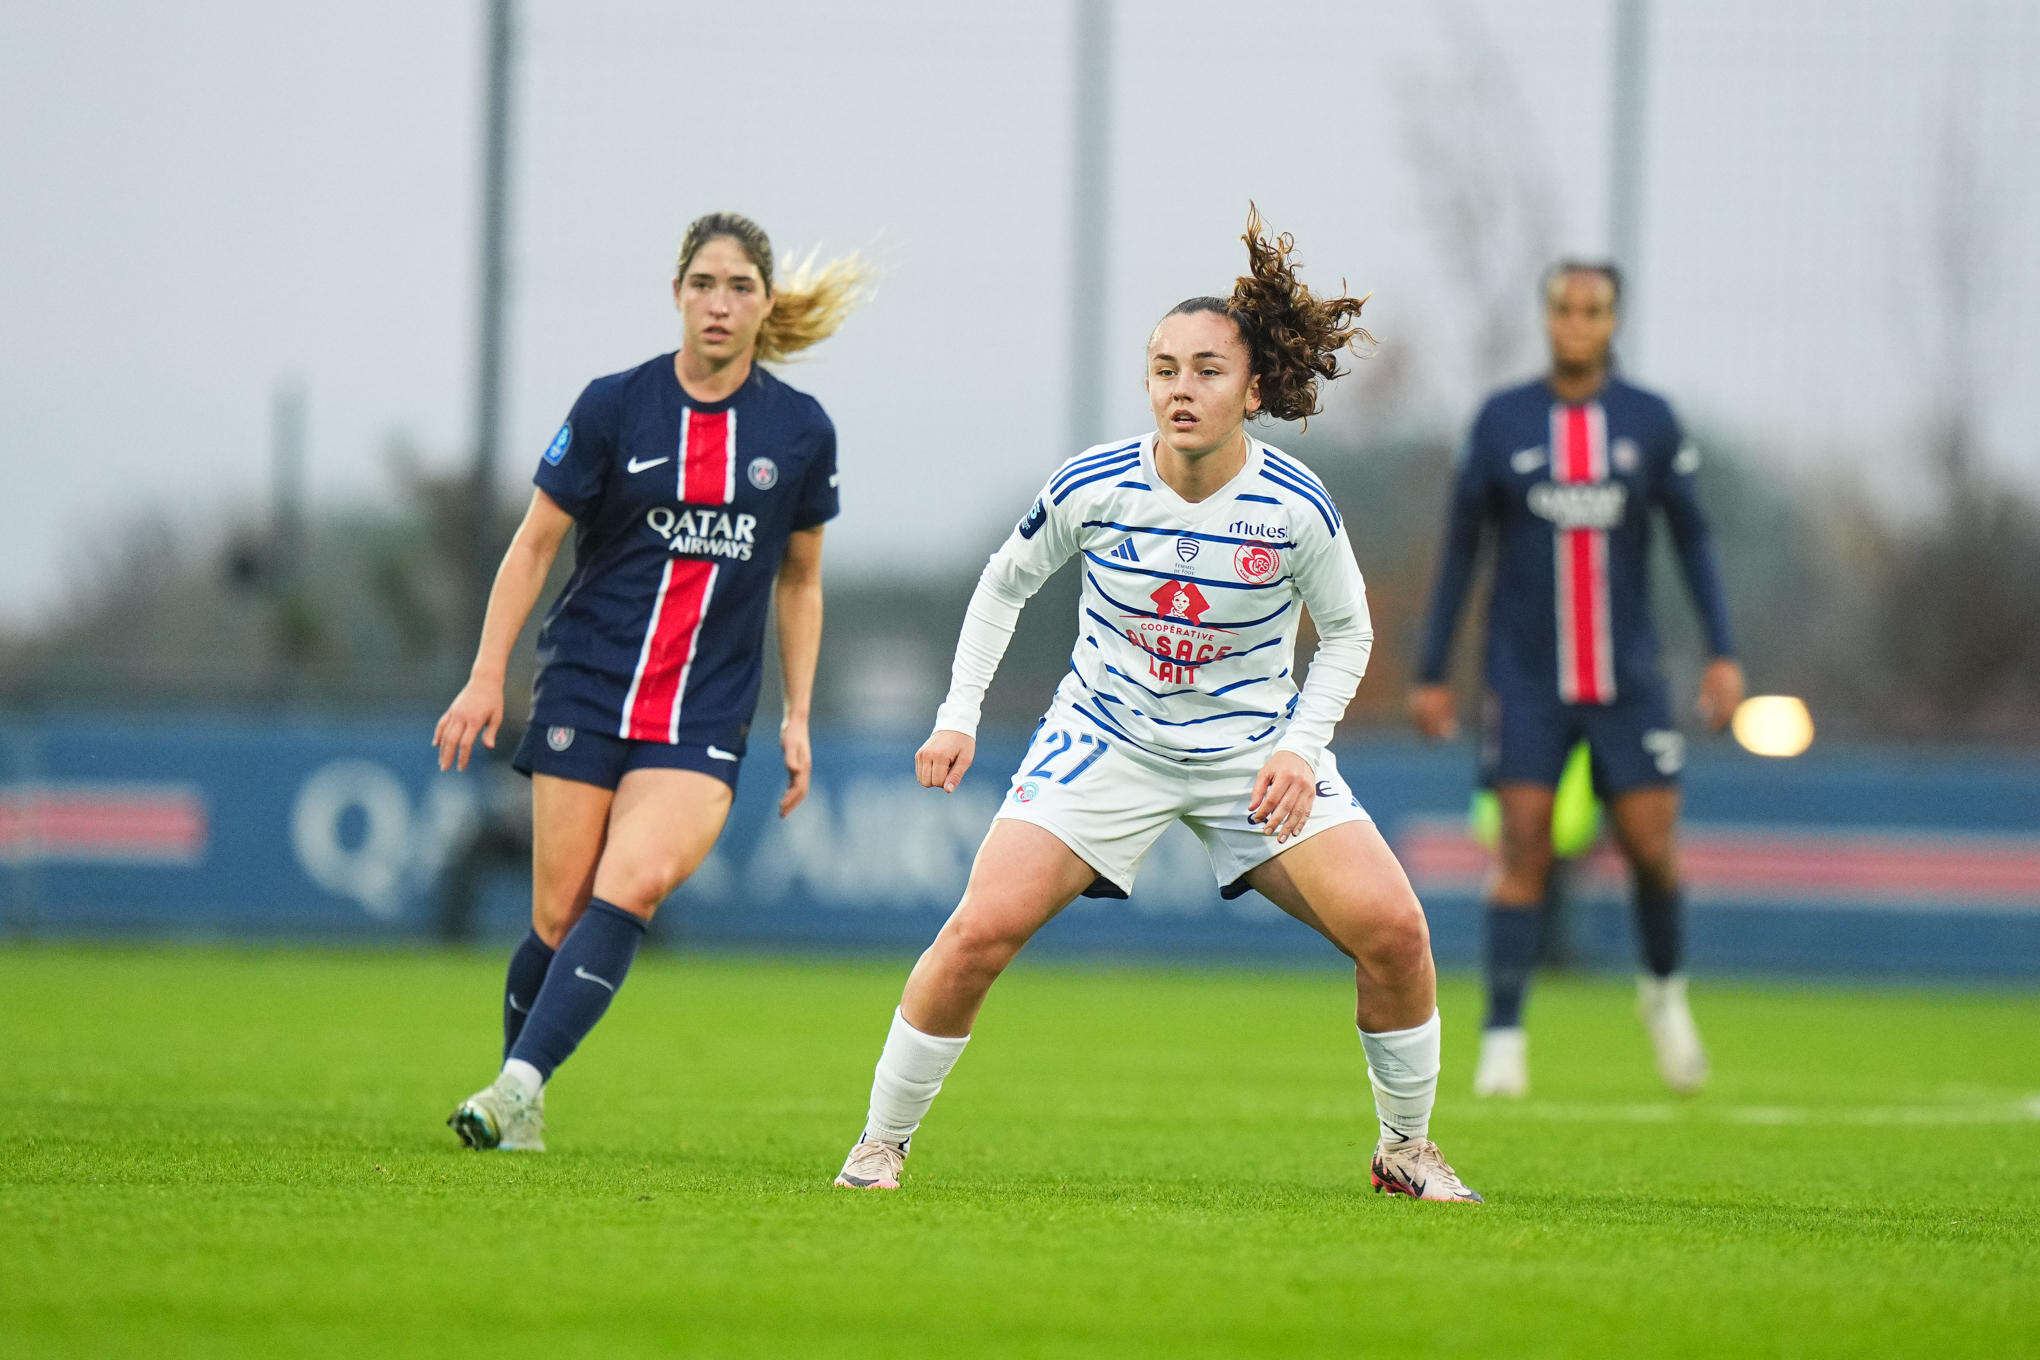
[527,354,838,750]
[1416,375,1733,705]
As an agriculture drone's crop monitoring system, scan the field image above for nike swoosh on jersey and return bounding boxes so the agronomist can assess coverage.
[626,455,671,473]
[706,745,738,762]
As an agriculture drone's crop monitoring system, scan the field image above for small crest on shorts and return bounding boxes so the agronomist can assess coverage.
[747,456,779,490]
[546,725,575,752]
[1175,537,1200,563]
[1011,780,1040,804]
[1234,541,1281,585]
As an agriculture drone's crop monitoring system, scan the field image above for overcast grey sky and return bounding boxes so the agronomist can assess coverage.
[2,1,2035,628]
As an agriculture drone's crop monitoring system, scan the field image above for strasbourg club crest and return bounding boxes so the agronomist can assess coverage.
[1234,542,1281,585]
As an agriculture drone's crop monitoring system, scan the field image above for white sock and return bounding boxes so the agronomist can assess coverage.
[500,1058,543,1099]
[864,1007,970,1146]
[1359,1010,1441,1148]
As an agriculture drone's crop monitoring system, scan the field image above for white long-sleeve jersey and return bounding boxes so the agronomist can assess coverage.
[933,433,1374,773]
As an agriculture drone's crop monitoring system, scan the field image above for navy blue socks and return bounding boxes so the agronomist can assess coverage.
[507,898,647,1082]
[1634,881,1685,978]
[502,930,556,1058]
[1483,904,1541,1029]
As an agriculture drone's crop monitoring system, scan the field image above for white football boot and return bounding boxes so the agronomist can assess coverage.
[1471,1026,1529,1098]
[833,1135,907,1189]
[448,1074,545,1151]
[1371,1137,1483,1203]
[1637,974,1708,1094]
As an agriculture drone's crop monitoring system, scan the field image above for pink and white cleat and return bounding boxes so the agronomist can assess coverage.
[1371,1137,1483,1203]
[833,1135,907,1190]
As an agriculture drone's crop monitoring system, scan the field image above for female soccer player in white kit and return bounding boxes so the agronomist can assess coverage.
[834,211,1481,1202]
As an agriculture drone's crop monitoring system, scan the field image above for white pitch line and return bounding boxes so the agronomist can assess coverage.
[1453,1098,2040,1128]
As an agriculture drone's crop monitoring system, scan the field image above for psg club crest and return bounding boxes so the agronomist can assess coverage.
[1175,537,1200,563]
[747,456,779,490]
[1148,578,1211,625]
[1234,542,1281,585]
[546,726,575,751]
[1611,438,1640,474]
[1012,780,1040,804]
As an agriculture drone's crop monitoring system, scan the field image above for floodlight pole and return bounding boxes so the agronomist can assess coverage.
[1607,0,1650,358]
[470,0,516,640]
[1066,0,1113,457]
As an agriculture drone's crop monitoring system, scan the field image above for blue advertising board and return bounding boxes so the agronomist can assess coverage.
[2,716,2036,981]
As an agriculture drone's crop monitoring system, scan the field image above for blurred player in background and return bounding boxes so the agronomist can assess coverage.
[834,209,1480,1203]
[1409,262,1742,1097]
[434,212,867,1150]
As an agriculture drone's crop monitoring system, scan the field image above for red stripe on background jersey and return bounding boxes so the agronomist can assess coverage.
[681,407,735,505]
[620,559,719,741]
[1553,403,1614,704]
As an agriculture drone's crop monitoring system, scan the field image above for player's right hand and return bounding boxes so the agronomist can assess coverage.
[916,729,975,793]
[1408,684,1459,742]
[434,679,504,772]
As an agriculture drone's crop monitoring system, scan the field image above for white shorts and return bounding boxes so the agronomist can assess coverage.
[992,704,1374,899]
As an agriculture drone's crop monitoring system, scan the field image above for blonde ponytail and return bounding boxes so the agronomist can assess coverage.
[756,247,874,361]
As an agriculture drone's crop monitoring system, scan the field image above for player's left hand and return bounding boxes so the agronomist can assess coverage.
[779,716,812,817]
[1248,751,1317,843]
[1696,657,1745,733]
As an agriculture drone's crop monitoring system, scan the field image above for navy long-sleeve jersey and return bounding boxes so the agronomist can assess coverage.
[1416,376,1733,705]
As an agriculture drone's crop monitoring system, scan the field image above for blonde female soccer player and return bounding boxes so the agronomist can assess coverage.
[833,209,1480,1203]
[435,212,866,1151]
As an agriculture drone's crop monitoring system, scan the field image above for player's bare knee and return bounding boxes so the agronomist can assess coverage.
[942,915,1024,984]
[599,860,685,916]
[1359,894,1431,982]
[1497,829,1553,890]
[531,895,584,948]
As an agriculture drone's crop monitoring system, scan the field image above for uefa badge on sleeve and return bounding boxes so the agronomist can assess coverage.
[748,457,779,490]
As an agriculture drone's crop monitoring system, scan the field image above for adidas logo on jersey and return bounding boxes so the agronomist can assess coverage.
[1110,540,1140,564]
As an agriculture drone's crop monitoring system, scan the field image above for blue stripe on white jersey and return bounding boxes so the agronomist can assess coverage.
[1080,520,1297,549]
[1053,457,1142,504]
[1080,548,1284,591]
[1050,439,1143,494]
[1012,433,1354,765]
[1258,466,1340,532]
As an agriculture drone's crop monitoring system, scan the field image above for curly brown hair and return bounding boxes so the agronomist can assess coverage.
[1163,204,1375,427]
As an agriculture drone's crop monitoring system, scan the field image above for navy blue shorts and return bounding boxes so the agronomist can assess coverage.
[511,723,741,792]
[1479,684,1684,796]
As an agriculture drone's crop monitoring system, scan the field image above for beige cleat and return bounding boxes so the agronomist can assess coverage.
[447,1074,544,1151]
[1471,1026,1529,1098]
[1637,974,1708,1095]
[833,1136,907,1189]
[1371,1137,1483,1203]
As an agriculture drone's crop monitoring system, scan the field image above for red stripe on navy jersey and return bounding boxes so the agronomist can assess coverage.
[620,558,719,741]
[1555,403,1614,704]
[681,408,734,505]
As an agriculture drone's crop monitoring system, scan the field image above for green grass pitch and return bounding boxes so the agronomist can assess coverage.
[3,944,2036,1358]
